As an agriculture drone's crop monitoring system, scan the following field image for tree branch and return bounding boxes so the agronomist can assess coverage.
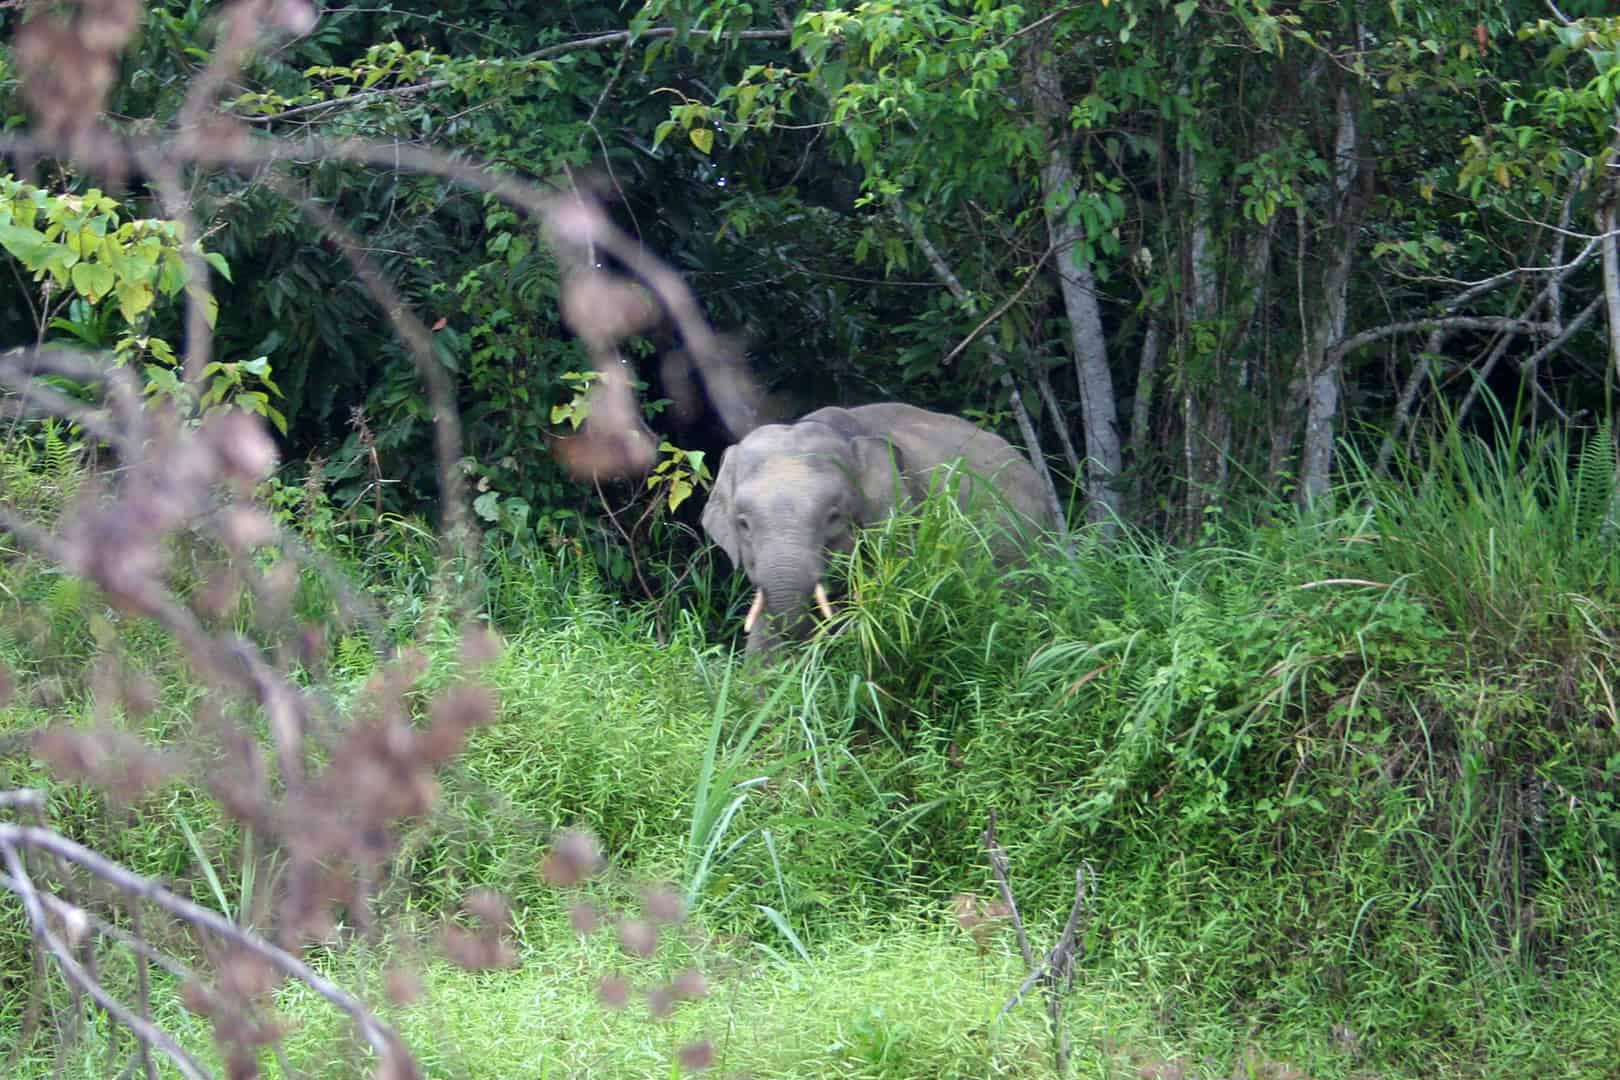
[243,28,794,125]
[0,838,210,1080]
[899,208,1067,530]
[0,822,402,1062]
[938,241,1059,368]
[1329,315,1557,363]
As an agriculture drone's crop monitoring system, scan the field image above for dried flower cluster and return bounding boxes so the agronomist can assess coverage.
[0,1,771,1075]
[12,0,142,168]
[541,832,715,1070]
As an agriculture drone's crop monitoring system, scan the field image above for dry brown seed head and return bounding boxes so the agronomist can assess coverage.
[568,902,600,935]
[645,984,676,1019]
[58,904,90,947]
[463,889,511,929]
[219,948,283,1000]
[271,0,319,36]
[384,966,424,1006]
[545,197,601,248]
[595,974,629,1009]
[180,980,219,1017]
[671,968,708,1000]
[459,624,504,667]
[616,918,658,958]
[430,685,497,733]
[641,885,685,924]
[122,670,159,716]
[204,410,279,483]
[559,270,660,349]
[220,507,277,551]
[542,829,604,886]
[677,1040,715,1071]
[439,925,516,971]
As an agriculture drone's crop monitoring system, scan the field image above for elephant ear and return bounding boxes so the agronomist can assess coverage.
[700,446,742,565]
[850,435,910,523]
[799,407,909,523]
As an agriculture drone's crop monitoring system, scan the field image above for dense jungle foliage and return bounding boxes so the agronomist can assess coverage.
[5,0,1617,549]
[3,1,1620,1077]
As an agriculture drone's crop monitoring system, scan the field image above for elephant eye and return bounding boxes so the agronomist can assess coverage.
[736,516,751,534]
[826,509,845,530]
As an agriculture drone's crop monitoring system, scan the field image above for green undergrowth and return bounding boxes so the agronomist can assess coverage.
[4,419,1620,1075]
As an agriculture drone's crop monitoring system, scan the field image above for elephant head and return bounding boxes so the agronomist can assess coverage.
[700,408,907,653]
[700,403,1059,655]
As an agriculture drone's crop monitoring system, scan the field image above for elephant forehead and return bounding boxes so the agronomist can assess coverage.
[736,453,847,502]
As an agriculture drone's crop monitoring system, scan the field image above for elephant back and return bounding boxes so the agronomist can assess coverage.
[842,403,1057,533]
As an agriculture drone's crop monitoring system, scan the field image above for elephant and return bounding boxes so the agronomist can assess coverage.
[700,402,1060,655]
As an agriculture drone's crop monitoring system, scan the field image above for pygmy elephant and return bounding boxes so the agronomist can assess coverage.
[700,403,1060,654]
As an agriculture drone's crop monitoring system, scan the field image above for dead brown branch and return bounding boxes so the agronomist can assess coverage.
[982,810,1093,1077]
[0,4,761,1074]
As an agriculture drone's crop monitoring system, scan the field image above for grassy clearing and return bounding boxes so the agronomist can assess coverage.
[5,419,1620,1076]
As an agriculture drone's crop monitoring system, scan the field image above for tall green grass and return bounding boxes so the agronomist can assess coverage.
[7,414,1620,1075]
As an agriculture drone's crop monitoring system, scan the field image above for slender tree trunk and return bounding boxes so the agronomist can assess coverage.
[1376,326,1444,475]
[1128,316,1161,460]
[1298,84,1372,505]
[1025,21,1123,532]
[901,210,1069,532]
[1268,207,1311,484]
[1600,182,1620,536]
[1602,203,1620,390]
[1179,137,1227,536]
[1035,365,1082,476]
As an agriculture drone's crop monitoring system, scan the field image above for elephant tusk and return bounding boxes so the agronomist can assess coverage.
[813,582,836,622]
[743,589,766,633]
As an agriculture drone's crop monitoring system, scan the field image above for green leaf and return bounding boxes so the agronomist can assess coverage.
[667,476,694,511]
[159,250,188,295]
[690,127,715,155]
[70,261,117,303]
[115,280,155,322]
[203,250,233,282]
[1175,1,1198,27]
[0,223,49,266]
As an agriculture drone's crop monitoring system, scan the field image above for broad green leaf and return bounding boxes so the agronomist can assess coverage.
[159,249,188,295]
[690,127,715,154]
[0,222,49,265]
[115,280,155,322]
[70,261,116,302]
[203,250,233,282]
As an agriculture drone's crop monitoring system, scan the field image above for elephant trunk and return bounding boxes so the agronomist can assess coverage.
[753,552,829,641]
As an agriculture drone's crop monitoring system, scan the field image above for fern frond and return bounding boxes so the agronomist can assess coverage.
[1573,419,1615,537]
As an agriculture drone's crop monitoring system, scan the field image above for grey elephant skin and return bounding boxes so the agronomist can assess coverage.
[700,403,1060,654]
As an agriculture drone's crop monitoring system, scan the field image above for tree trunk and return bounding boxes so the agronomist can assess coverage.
[1025,21,1123,532]
[900,210,1069,533]
[1298,83,1371,505]
[1128,316,1161,466]
[1179,136,1227,536]
[1035,365,1082,477]
[1600,182,1620,536]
